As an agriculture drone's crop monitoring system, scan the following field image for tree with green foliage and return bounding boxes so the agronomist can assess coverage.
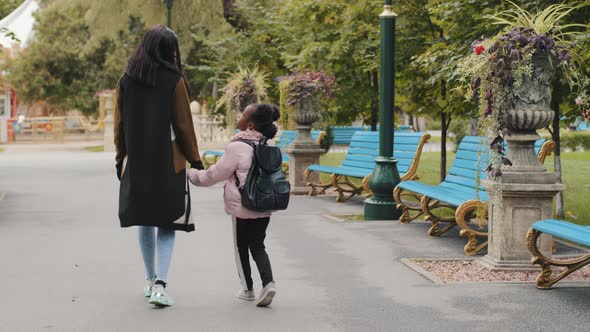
[0,0,24,19]
[4,4,146,114]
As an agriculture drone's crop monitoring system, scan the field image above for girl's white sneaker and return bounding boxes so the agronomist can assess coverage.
[255,282,276,307]
[236,289,256,301]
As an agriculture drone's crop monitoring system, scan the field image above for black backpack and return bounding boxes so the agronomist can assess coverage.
[235,138,290,212]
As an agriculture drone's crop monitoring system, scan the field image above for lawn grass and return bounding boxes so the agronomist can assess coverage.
[84,145,104,152]
[318,150,590,225]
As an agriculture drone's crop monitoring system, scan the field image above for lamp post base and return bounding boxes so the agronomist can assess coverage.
[363,157,402,220]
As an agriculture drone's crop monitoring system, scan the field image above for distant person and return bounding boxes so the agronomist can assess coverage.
[187,104,279,307]
[114,24,203,307]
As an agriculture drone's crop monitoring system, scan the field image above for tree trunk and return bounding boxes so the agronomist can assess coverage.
[440,80,448,182]
[470,118,478,135]
[222,0,248,31]
[441,113,448,181]
[212,81,219,100]
[369,71,378,131]
[552,103,565,218]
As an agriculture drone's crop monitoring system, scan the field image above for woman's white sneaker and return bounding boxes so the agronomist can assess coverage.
[255,282,276,307]
[149,284,174,307]
[237,289,256,301]
[144,276,157,297]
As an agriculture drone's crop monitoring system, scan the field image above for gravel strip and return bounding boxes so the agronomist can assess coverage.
[412,259,590,283]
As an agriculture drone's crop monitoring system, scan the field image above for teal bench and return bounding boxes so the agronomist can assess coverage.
[332,126,370,145]
[202,130,325,168]
[330,125,412,145]
[527,219,590,289]
[305,131,431,202]
[394,136,555,255]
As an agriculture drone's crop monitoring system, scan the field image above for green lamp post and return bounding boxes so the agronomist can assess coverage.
[165,0,174,28]
[363,0,401,220]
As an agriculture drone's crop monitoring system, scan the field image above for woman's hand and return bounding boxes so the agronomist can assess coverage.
[190,160,204,170]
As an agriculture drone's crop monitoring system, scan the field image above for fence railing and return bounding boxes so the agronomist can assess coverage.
[9,116,103,143]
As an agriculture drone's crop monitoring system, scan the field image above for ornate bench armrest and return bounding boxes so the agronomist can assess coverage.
[538,140,555,164]
[315,130,327,145]
[400,133,431,181]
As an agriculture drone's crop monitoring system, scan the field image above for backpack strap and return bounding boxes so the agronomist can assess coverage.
[234,139,256,188]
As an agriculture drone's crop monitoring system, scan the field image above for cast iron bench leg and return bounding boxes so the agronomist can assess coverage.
[421,196,456,237]
[304,170,335,196]
[393,186,426,224]
[527,228,590,289]
[456,200,489,256]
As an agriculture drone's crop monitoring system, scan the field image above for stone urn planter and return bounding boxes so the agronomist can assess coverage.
[456,3,589,271]
[503,109,554,133]
[481,55,564,271]
[293,95,319,144]
[282,71,335,194]
[499,53,555,172]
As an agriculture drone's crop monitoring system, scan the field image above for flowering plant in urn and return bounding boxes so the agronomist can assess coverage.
[457,2,589,178]
[284,71,336,125]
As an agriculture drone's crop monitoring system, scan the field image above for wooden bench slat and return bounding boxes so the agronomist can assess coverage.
[532,219,590,247]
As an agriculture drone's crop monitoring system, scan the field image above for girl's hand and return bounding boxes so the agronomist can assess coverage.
[187,168,200,186]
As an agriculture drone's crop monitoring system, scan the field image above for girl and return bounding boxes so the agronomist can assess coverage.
[188,103,279,307]
[114,25,202,307]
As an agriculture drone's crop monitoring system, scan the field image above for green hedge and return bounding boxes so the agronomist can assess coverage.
[561,132,590,151]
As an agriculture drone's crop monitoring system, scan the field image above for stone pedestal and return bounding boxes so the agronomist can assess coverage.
[287,125,324,195]
[479,133,564,271]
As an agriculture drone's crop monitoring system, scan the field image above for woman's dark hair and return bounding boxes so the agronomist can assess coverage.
[251,103,280,139]
[125,25,189,92]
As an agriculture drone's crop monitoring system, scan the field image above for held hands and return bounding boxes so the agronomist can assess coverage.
[190,160,204,170]
[187,168,199,186]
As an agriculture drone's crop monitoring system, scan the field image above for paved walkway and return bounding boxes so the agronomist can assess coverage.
[1,147,589,331]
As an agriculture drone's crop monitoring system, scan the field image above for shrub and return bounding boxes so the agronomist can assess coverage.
[319,126,334,153]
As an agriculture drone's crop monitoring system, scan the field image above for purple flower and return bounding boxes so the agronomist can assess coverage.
[506,76,515,88]
[509,48,520,61]
[471,77,481,90]
[559,50,571,62]
[494,169,503,178]
[484,105,492,116]
[496,58,506,71]
[545,36,555,50]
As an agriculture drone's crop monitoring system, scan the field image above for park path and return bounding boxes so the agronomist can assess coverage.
[1,146,589,332]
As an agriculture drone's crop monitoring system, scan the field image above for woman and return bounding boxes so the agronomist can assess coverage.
[187,104,279,307]
[114,25,202,307]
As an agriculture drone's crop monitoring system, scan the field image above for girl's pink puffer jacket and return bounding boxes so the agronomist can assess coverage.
[187,129,272,219]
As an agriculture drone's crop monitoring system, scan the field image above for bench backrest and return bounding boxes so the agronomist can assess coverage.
[445,136,549,194]
[275,130,322,150]
[445,136,490,194]
[332,126,370,145]
[342,131,427,175]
